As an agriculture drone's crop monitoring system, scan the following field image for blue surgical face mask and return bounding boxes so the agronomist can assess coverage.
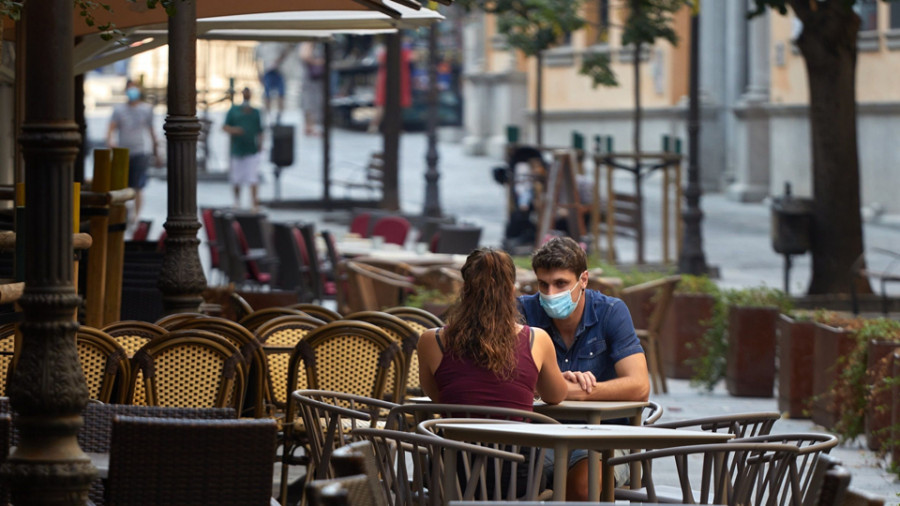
[539,273,585,319]
[126,87,141,102]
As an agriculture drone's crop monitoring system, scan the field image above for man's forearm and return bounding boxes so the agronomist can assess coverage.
[567,376,649,402]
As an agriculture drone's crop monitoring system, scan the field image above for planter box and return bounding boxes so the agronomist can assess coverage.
[865,341,900,451]
[892,350,900,465]
[812,323,858,429]
[660,293,715,379]
[776,314,816,418]
[726,306,778,398]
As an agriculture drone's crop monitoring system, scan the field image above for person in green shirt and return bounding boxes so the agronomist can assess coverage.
[223,87,263,210]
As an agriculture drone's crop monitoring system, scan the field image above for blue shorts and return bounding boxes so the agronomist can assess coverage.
[262,69,285,99]
[128,154,149,190]
[543,448,630,488]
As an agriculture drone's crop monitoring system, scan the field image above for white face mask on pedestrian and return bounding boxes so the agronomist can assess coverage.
[539,273,585,319]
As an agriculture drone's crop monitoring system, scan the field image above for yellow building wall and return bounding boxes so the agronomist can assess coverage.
[770,4,900,105]
[508,5,692,111]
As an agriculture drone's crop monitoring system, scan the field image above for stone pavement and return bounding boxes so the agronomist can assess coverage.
[87,108,900,501]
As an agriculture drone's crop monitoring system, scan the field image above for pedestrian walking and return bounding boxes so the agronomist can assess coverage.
[223,87,263,211]
[106,79,159,223]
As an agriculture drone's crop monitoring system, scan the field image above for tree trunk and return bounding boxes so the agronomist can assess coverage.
[633,41,642,156]
[535,52,543,146]
[790,0,871,295]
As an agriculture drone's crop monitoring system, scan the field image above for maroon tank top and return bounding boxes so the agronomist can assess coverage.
[433,325,539,412]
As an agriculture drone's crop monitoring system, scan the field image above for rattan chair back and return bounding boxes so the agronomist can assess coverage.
[101,320,166,356]
[106,416,277,506]
[76,326,130,404]
[353,426,544,505]
[301,320,405,402]
[154,311,209,330]
[101,321,166,406]
[177,316,270,418]
[0,324,15,397]
[255,314,326,412]
[383,306,444,329]
[608,441,800,505]
[290,303,342,322]
[342,261,416,314]
[343,311,419,402]
[129,330,246,412]
[731,432,839,506]
[239,307,307,333]
[230,292,255,321]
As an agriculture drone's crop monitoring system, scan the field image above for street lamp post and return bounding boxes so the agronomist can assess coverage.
[678,3,708,276]
[423,20,442,218]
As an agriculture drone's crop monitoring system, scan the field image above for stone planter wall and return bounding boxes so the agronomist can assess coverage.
[726,305,778,398]
[812,323,858,429]
[660,293,715,379]
[776,314,816,418]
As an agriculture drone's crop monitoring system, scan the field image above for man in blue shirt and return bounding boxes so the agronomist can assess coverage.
[519,236,649,499]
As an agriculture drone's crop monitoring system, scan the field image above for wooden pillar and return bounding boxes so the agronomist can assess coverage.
[159,0,207,314]
[381,32,401,211]
[2,0,97,504]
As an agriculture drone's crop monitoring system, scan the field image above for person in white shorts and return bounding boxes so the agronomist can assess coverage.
[223,87,263,210]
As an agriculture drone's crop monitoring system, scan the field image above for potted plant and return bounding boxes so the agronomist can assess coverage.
[691,286,792,397]
[660,274,719,379]
[811,310,866,429]
[776,309,817,418]
[829,318,900,448]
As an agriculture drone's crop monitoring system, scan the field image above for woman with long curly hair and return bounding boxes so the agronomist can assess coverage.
[418,248,567,408]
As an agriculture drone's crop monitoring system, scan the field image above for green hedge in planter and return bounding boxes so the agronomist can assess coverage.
[689,286,792,392]
[832,318,900,443]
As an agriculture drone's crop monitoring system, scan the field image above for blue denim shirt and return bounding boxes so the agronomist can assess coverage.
[518,289,643,381]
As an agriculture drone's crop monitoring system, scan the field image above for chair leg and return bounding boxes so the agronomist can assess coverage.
[642,335,662,395]
[652,336,668,394]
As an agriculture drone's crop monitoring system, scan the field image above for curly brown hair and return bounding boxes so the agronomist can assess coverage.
[442,248,522,379]
[531,236,587,275]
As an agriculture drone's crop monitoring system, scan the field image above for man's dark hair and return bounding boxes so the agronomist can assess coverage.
[531,236,587,275]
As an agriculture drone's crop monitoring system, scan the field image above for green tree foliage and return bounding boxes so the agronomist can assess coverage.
[457,0,586,55]
[1,0,177,39]
[580,0,690,89]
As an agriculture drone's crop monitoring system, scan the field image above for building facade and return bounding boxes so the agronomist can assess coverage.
[462,0,900,215]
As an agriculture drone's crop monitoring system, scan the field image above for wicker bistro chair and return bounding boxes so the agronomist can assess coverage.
[75,326,131,404]
[353,426,545,506]
[240,307,308,333]
[127,330,246,412]
[729,432,838,506]
[101,320,166,356]
[342,261,416,315]
[177,316,272,418]
[343,311,419,402]
[0,325,15,396]
[619,275,681,395]
[280,390,399,505]
[255,314,327,416]
[652,411,782,438]
[301,320,406,402]
[154,311,210,330]
[105,416,278,506]
[607,442,800,505]
[290,303,342,323]
[383,306,444,330]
